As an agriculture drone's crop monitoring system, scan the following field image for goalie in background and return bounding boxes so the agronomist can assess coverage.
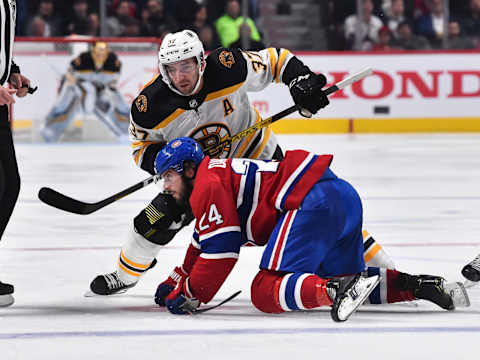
[40,42,130,142]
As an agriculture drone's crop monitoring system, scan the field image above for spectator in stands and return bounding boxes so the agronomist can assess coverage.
[30,0,60,36]
[140,0,178,37]
[63,0,90,35]
[461,0,480,38]
[446,20,475,49]
[229,22,266,50]
[385,0,406,37]
[382,0,416,20]
[215,0,262,48]
[190,5,209,33]
[415,0,445,48]
[175,0,204,29]
[86,13,100,36]
[121,16,141,37]
[344,0,383,50]
[198,25,221,51]
[372,25,395,50]
[105,0,133,36]
[26,16,47,37]
[396,20,431,49]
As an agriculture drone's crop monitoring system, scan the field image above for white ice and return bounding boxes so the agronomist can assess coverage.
[1,134,479,359]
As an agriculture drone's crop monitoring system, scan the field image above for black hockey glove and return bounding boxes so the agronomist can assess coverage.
[289,73,329,118]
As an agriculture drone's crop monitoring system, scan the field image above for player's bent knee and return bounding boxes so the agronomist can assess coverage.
[133,211,179,246]
[133,193,187,246]
[250,270,285,314]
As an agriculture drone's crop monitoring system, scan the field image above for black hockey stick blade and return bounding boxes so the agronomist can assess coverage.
[38,187,100,214]
[38,175,157,215]
[192,290,241,314]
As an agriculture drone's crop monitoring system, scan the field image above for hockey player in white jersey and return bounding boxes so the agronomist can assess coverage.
[41,42,130,142]
[89,29,392,296]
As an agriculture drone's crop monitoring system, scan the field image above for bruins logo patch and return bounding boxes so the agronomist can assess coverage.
[189,123,232,158]
[135,95,148,113]
[219,50,235,69]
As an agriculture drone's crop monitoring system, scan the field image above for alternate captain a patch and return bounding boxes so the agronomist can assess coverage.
[135,95,148,112]
[219,50,235,69]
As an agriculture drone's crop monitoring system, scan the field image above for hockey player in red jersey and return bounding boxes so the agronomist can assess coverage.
[153,137,470,321]
[90,29,395,297]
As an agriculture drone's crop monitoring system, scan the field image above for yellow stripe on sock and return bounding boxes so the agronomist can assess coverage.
[118,260,142,277]
[120,250,151,270]
[364,244,381,263]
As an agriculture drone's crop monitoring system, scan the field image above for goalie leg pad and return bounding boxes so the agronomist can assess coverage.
[134,193,191,246]
[251,270,331,313]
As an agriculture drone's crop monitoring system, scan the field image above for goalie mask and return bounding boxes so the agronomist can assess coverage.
[91,42,109,69]
[158,30,206,96]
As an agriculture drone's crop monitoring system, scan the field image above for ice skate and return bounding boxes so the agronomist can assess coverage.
[87,271,137,297]
[444,282,470,308]
[329,274,380,322]
[462,254,480,282]
[0,281,14,307]
[401,274,458,310]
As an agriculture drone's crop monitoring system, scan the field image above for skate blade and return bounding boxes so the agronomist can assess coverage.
[84,289,129,297]
[0,294,14,307]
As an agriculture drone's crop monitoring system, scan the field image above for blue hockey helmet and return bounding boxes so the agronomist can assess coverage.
[155,137,204,176]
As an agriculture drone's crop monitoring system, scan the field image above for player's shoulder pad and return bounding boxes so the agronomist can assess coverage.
[204,47,247,90]
[131,76,183,129]
[71,52,92,69]
[103,52,121,72]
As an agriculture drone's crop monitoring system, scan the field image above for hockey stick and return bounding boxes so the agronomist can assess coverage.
[204,67,373,157]
[192,290,241,314]
[38,68,373,215]
[38,175,158,215]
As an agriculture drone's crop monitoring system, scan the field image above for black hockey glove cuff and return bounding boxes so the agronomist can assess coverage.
[289,73,329,117]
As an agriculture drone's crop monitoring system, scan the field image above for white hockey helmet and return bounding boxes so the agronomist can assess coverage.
[158,30,206,96]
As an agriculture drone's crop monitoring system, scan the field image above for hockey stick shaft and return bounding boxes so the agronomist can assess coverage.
[192,290,241,314]
[38,68,372,215]
[204,67,373,155]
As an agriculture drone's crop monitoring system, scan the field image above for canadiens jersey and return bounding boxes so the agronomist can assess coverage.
[185,150,333,303]
[129,47,314,174]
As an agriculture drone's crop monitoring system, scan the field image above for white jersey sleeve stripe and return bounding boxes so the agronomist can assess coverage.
[199,226,242,242]
[275,153,315,210]
[200,252,239,260]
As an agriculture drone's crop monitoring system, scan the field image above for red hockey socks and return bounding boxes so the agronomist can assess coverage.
[251,270,333,313]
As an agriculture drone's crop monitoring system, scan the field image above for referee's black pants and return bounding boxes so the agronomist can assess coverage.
[0,105,20,241]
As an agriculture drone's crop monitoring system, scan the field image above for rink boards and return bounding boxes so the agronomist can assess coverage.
[10,50,480,137]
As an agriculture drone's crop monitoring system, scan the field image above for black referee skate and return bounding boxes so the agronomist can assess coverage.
[397,273,469,310]
[462,254,480,282]
[0,281,14,307]
[329,274,380,322]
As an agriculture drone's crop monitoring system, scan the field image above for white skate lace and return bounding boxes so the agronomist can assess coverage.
[104,272,125,290]
[467,254,480,271]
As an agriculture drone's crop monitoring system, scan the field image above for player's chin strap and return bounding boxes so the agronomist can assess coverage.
[38,68,373,215]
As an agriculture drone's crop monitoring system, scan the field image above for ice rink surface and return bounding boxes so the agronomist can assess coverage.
[1,134,479,359]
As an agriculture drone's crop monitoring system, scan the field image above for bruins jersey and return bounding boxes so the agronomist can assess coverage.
[71,52,121,73]
[130,47,313,174]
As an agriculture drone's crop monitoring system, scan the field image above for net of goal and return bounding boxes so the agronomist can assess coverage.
[12,36,160,143]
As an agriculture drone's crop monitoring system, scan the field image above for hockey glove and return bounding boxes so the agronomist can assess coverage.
[154,266,188,306]
[166,276,200,315]
[289,73,329,117]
